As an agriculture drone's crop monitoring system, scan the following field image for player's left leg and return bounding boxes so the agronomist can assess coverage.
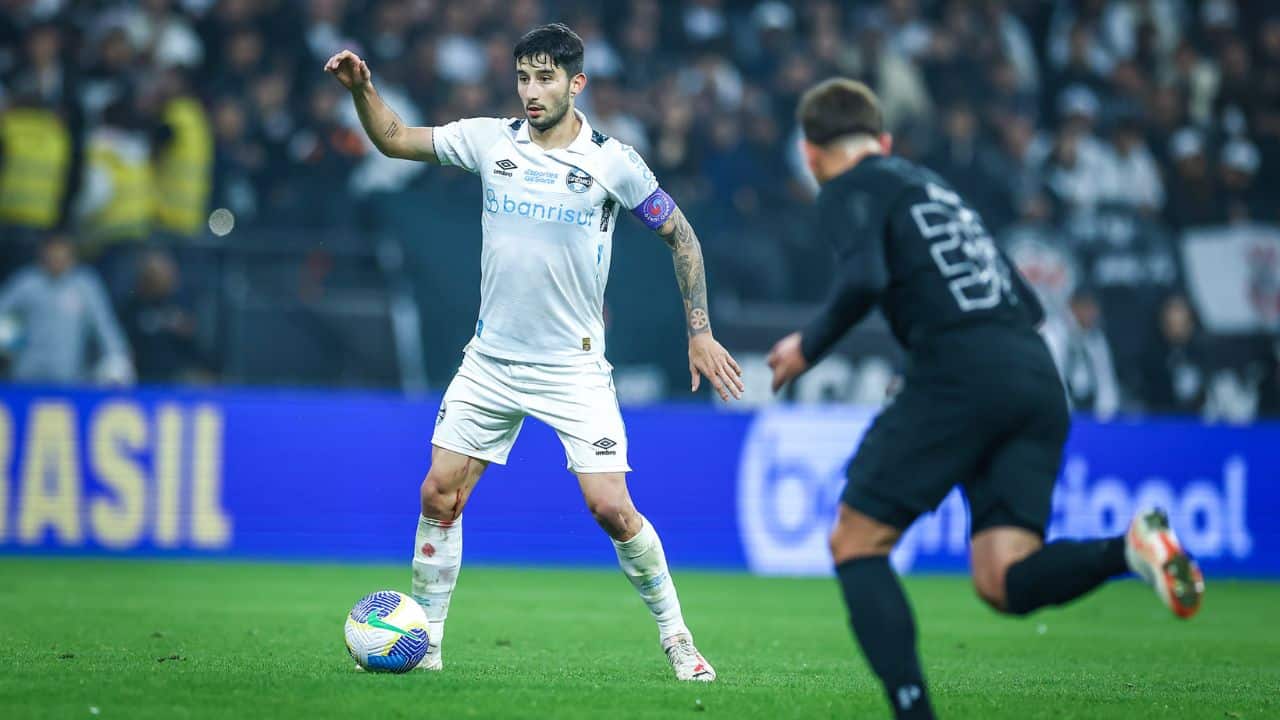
[576,471,714,682]
[518,358,713,681]
[964,376,1133,615]
[970,525,1128,615]
[965,372,1203,619]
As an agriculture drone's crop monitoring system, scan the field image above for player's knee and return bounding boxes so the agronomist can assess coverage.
[586,496,636,538]
[972,561,1016,614]
[829,522,897,563]
[420,470,464,520]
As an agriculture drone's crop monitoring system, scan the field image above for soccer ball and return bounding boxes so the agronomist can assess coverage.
[344,590,431,673]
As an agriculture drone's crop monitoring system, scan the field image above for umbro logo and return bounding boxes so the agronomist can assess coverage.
[494,159,517,177]
[592,437,617,456]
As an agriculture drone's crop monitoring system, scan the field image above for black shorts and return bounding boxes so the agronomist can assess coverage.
[842,331,1070,537]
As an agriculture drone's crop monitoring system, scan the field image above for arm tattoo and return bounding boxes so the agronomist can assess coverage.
[384,121,399,139]
[659,209,711,336]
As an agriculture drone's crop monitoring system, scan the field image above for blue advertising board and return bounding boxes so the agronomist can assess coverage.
[0,386,1275,578]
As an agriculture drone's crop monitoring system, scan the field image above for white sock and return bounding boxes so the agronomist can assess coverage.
[613,516,690,643]
[411,514,462,656]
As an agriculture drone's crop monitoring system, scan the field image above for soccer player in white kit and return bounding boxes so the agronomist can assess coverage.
[325,23,744,681]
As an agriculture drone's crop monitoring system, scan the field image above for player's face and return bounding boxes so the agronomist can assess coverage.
[516,56,582,131]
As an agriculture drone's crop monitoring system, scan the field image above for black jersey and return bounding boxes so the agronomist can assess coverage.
[800,154,1045,364]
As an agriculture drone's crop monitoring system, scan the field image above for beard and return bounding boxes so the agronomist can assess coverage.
[527,91,571,131]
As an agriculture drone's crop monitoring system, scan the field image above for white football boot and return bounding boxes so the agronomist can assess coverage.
[1125,508,1205,619]
[663,634,716,682]
[417,645,443,671]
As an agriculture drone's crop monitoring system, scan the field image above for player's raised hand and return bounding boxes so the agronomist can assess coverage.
[324,50,371,91]
[767,331,809,393]
[689,334,744,401]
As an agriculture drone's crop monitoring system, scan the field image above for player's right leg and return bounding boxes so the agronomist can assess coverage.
[406,350,525,670]
[410,445,488,670]
[829,504,934,720]
[830,379,984,720]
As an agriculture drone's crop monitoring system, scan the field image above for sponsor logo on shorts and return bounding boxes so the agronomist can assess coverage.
[593,437,617,456]
[566,167,593,193]
[582,337,592,351]
[436,406,446,425]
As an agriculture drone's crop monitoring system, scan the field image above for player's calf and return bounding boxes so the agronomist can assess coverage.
[969,527,1043,613]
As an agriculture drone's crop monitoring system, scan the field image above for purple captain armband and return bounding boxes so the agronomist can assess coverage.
[632,187,677,230]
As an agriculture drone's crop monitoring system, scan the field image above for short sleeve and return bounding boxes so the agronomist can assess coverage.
[611,144,661,211]
[432,117,499,173]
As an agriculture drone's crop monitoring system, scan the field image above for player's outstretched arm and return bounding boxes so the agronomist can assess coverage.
[657,208,744,401]
[324,50,437,163]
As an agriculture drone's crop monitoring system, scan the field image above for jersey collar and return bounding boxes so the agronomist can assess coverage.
[515,109,598,155]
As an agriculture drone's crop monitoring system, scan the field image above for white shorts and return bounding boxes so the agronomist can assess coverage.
[431,349,631,473]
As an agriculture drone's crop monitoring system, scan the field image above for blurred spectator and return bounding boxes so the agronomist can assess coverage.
[1218,138,1266,223]
[987,114,1052,228]
[618,12,664,91]
[1041,287,1122,419]
[0,92,73,240]
[1046,20,1111,114]
[1140,294,1209,415]
[121,249,211,384]
[0,234,133,385]
[115,0,205,70]
[925,102,1003,225]
[576,15,622,80]
[842,17,934,137]
[1167,40,1218,128]
[209,95,262,223]
[436,2,486,84]
[584,80,650,157]
[11,22,72,107]
[303,0,354,65]
[980,0,1040,95]
[80,26,138,120]
[76,96,156,293]
[284,83,365,227]
[1212,37,1253,137]
[1038,95,1113,220]
[1047,1,1115,82]
[151,69,214,238]
[683,0,729,48]
[1103,113,1164,214]
[1163,128,1220,229]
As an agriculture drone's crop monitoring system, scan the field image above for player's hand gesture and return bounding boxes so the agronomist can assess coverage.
[689,334,744,401]
[324,50,371,91]
[767,331,810,393]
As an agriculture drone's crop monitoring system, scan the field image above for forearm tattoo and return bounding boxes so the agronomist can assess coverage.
[660,209,711,336]
[384,121,399,139]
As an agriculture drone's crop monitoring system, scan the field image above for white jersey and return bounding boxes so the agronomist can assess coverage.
[432,110,671,365]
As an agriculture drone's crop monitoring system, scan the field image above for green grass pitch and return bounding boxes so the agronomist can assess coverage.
[2,557,1275,719]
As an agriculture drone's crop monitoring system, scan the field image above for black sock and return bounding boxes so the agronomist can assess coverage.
[1004,536,1128,615]
[835,557,935,720]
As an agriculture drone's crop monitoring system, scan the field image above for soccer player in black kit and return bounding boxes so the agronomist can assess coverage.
[767,79,1206,720]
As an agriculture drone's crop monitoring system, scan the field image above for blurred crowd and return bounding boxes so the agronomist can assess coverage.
[0,0,1278,419]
